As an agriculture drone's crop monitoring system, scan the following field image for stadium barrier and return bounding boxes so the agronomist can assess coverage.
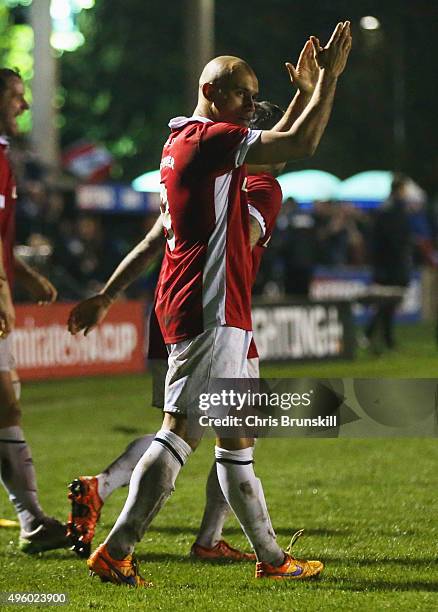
[13,301,145,381]
[252,300,355,361]
[12,299,355,381]
[310,266,422,323]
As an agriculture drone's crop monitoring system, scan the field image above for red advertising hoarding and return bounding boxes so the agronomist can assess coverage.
[12,302,145,381]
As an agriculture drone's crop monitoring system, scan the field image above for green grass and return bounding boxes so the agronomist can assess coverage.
[264,321,438,377]
[0,322,437,610]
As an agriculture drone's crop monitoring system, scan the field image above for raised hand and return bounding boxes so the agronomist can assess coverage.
[285,39,319,95]
[67,293,113,336]
[311,21,352,77]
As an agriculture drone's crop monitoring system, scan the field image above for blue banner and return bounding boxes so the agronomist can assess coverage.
[76,183,160,214]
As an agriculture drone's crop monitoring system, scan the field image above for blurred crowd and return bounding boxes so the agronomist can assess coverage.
[10,144,438,305]
[11,144,159,303]
[254,183,438,299]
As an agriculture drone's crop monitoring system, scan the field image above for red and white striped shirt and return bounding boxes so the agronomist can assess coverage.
[155,117,261,343]
[0,138,16,289]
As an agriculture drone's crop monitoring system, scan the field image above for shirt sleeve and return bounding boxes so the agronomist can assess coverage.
[199,122,262,175]
[248,204,266,237]
[247,174,283,246]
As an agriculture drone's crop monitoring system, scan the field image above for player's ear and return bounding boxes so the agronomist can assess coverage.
[202,82,215,102]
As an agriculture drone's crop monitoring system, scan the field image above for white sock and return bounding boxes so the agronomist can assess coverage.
[215,446,283,565]
[195,461,230,548]
[105,429,191,558]
[96,435,155,501]
[0,426,44,532]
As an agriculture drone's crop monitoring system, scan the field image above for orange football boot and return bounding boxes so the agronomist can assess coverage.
[67,476,103,558]
[88,543,152,587]
[191,539,256,561]
[255,530,323,580]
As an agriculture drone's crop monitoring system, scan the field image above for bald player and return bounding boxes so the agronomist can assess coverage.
[83,23,351,586]
[66,101,287,562]
[66,42,318,562]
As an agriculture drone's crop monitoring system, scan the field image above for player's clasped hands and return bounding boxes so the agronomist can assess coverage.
[68,293,112,336]
[310,21,352,77]
[285,39,319,95]
[284,21,351,96]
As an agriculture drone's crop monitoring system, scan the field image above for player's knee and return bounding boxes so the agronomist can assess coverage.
[216,436,255,450]
[162,412,201,450]
[185,436,201,451]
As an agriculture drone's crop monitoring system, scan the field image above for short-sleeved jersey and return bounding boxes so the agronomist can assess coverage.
[247,173,283,284]
[0,140,16,289]
[155,116,261,344]
[150,171,282,361]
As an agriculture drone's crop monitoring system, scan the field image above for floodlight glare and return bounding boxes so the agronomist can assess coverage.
[360,16,381,30]
[49,0,95,51]
[50,0,71,20]
[76,0,95,8]
[50,30,84,52]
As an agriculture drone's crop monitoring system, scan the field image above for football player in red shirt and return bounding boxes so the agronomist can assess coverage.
[69,23,351,586]
[0,69,69,553]
[66,101,285,562]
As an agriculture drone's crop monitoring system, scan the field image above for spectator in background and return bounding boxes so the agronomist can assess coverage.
[365,174,412,351]
[314,200,365,266]
[15,182,68,245]
[404,183,437,267]
[339,203,368,265]
[313,199,333,264]
[54,215,121,295]
[278,197,317,297]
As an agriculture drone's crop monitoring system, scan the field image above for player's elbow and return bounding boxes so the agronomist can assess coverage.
[283,131,317,160]
[288,122,323,158]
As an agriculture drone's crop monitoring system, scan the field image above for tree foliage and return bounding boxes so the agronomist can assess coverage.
[0,5,33,133]
[58,0,438,194]
[59,0,185,181]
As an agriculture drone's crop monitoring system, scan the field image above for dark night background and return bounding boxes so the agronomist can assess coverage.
[31,0,438,198]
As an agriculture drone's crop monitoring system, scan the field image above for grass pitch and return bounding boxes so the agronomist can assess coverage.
[0,322,437,610]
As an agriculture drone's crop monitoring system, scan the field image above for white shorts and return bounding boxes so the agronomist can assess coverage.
[149,355,259,410]
[0,336,16,372]
[247,357,259,379]
[164,326,252,416]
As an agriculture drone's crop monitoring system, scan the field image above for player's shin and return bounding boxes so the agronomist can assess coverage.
[0,426,44,531]
[96,434,156,501]
[104,429,191,559]
[195,460,230,548]
[215,445,284,566]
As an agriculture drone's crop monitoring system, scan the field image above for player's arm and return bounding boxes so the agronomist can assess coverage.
[14,256,57,304]
[246,21,352,164]
[101,214,164,302]
[250,215,263,248]
[0,238,14,337]
[68,214,164,335]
